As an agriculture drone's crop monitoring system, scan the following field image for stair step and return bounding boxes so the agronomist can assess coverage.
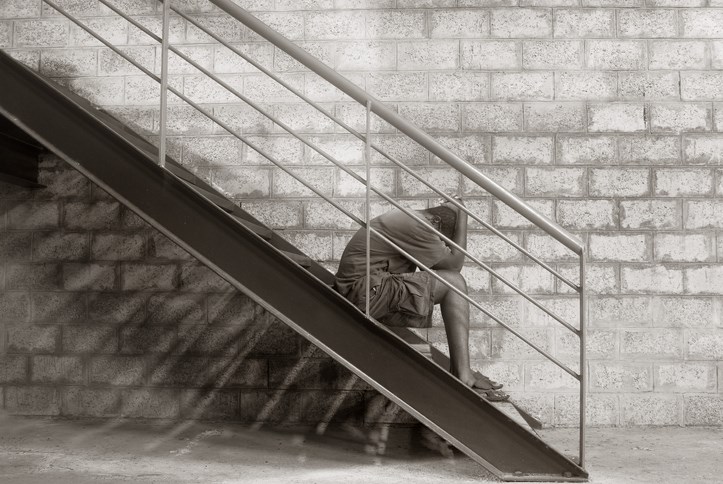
[233,216,273,240]
[280,250,312,268]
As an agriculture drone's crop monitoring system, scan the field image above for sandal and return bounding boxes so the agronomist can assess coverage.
[476,389,509,402]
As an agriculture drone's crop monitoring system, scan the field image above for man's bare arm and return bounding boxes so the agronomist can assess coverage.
[431,198,468,271]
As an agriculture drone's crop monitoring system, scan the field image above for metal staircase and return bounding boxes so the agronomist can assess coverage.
[0,1,589,480]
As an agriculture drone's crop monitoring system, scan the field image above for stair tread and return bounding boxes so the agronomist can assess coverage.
[280,250,312,268]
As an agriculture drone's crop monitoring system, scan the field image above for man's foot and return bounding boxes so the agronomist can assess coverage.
[471,374,503,391]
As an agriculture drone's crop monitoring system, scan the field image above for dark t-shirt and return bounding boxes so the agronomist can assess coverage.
[334,209,451,298]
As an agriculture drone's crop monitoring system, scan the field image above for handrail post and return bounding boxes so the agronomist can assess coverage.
[365,101,372,317]
[579,250,587,467]
[158,0,171,168]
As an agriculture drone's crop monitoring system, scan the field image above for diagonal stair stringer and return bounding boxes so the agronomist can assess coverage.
[0,50,587,482]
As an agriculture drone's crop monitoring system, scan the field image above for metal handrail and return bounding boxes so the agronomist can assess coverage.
[39,0,587,466]
[90,0,580,336]
[209,0,584,256]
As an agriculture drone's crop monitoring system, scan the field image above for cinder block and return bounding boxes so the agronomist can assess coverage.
[250,12,303,40]
[6,201,59,229]
[525,361,578,391]
[680,9,723,38]
[555,393,618,427]
[399,0,456,6]
[4,50,40,70]
[273,103,336,134]
[490,327,552,360]
[146,232,191,261]
[278,231,332,261]
[559,263,618,295]
[464,103,523,132]
[681,72,723,101]
[88,356,144,387]
[655,234,715,262]
[121,388,180,419]
[556,135,617,165]
[88,292,147,324]
[652,297,717,328]
[590,296,652,327]
[0,355,27,384]
[91,233,145,261]
[120,263,175,291]
[127,16,185,45]
[655,363,717,393]
[492,136,553,164]
[430,72,489,102]
[180,389,240,420]
[334,167,396,198]
[686,330,723,358]
[179,264,233,293]
[649,40,707,70]
[465,166,523,196]
[63,262,116,291]
[63,388,121,418]
[65,77,126,105]
[524,103,585,132]
[367,10,426,39]
[243,73,304,103]
[39,49,97,77]
[493,199,554,229]
[589,362,652,392]
[5,386,61,416]
[242,135,303,166]
[618,72,679,101]
[272,167,333,198]
[400,167,461,197]
[69,17,128,48]
[526,233,579,261]
[214,43,274,74]
[0,232,32,261]
[622,266,684,294]
[6,263,62,290]
[714,41,723,69]
[62,325,117,354]
[684,200,723,229]
[590,234,650,262]
[366,72,427,101]
[120,326,176,355]
[201,292,255,329]
[620,200,681,229]
[491,264,554,295]
[587,40,646,70]
[558,329,617,359]
[685,266,723,295]
[554,9,615,38]
[186,15,243,43]
[590,168,650,197]
[621,328,683,359]
[684,395,723,426]
[0,21,10,48]
[0,0,41,18]
[468,232,523,262]
[619,135,680,165]
[716,105,723,132]
[0,292,30,323]
[491,8,552,38]
[683,136,723,164]
[33,232,89,261]
[654,168,714,197]
[618,9,677,38]
[432,134,491,165]
[522,41,582,70]
[621,394,680,426]
[430,9,489,38]
[558,200,616,230]
[14,20,68,47]
[31,355,83,384]
[398,103,460,132]
[555,71,617,101]
[460,265,491,293]
[491,72,553,101]
[588,103,646,133]
[335,40,396,71]
[31,291,85,324]
[461,40,520,70]
[305,11,365,40]
[397,40,459,70]
[303,200,362,230]
[526,167,585,197]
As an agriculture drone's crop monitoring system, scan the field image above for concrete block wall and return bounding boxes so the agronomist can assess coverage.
[1,0,722,426]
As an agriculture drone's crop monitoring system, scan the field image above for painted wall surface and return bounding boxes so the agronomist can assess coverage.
[1,0,722,427]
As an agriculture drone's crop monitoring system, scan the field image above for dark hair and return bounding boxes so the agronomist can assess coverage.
[425,205,457,240]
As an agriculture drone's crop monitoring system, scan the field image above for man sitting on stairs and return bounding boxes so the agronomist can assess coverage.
[334,196,508,402]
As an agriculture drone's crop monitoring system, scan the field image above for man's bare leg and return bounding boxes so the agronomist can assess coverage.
[432,269,475,385]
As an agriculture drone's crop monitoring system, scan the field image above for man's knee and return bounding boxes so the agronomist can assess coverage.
[435,270,467,293]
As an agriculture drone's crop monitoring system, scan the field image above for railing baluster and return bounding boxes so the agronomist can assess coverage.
[579,253,587,467]
[365,101,372,318]
[158,0,170,168]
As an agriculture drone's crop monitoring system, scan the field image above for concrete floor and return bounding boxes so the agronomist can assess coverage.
[0,413,721,483]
